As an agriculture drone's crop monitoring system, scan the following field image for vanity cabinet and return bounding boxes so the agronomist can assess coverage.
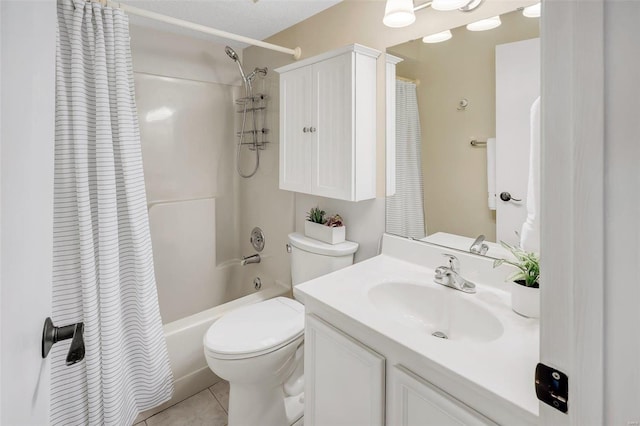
[304,314,385,426]
[389,366,497,426]
[305,315,500,426]
[276,44,380,201]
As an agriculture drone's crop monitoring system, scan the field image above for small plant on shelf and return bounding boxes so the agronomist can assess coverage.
[304,207,346,245]
[493,241,540,287]
[306,207,326,224]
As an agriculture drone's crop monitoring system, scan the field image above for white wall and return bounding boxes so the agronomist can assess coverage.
[0,1,56,424]
[603,1,640,423]
[294,195,384,263]
[241,48,384,279]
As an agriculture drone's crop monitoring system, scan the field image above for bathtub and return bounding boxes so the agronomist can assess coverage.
[138,277,290,420]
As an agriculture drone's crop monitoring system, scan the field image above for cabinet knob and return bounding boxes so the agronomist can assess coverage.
[310,127,317,133]
[303,127,309,133]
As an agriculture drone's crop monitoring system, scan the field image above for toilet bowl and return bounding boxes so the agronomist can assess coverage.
[204,233,358,426]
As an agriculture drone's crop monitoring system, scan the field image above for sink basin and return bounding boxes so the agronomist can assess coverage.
[368,282,504,342]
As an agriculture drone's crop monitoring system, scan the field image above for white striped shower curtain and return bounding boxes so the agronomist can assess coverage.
[52,1,173,424]
[386,80,426,239]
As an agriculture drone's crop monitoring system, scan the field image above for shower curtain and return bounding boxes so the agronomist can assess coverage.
[51,1,173,424]
[386,80,426,239]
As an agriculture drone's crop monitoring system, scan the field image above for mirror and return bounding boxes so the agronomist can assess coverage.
[385,9,540,258]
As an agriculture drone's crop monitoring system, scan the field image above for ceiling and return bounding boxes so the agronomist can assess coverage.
[125,0,342,49]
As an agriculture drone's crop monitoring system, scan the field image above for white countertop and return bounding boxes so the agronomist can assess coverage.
[295,235,539,424]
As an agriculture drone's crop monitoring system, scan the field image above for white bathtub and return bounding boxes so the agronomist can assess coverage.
[138,278,290,420]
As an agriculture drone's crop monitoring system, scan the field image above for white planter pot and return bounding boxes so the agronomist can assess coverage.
[304,221,345,245]
[510,281,540,318]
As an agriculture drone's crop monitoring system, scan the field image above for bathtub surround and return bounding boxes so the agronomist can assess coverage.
[52,2,173,424]
[128,25,295,421]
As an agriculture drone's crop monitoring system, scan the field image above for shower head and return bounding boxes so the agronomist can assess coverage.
[225,46,247,84]
[225,46,240,62]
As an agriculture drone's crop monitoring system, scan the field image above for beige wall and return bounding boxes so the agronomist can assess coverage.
[262,0,536,195]
[241,1,537,265]
[390,10,539,241]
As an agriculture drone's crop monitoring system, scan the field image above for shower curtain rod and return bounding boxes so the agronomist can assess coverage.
[91,0,302,59]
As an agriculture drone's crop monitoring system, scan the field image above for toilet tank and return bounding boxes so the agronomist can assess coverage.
[288,233,359,286]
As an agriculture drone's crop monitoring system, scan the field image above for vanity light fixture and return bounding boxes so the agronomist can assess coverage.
[522,2,541,18]
[383,0,484,28]
[383,0,416,28]
[422,30,453,43]
[466,15,501,31]
[431,0,468,11]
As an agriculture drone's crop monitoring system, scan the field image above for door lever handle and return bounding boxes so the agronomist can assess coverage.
[42,317,85,366]
[500,191,522,202]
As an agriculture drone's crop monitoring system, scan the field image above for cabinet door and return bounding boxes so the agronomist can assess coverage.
[311,53,354,200]
[280,65,312,192]
[389,366,497,426]
[305,315,385,426]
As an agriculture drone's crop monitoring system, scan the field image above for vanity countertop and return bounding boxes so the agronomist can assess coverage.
[294,234,539,425]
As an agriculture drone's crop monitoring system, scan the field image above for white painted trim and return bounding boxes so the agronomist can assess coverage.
[1,1,57,423]
[540,0,604,424]
[385,54,403,198]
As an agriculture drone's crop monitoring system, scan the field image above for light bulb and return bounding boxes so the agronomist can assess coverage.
[383,0,416,28]
[422,30,453,43]
[466,15,501,31]
[523,3,541,18]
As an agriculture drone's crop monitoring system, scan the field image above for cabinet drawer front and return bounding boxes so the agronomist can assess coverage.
[305,314,385,426]
[389,366,497,426]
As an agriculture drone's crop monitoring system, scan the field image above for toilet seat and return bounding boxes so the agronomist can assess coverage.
[204,297,304,360]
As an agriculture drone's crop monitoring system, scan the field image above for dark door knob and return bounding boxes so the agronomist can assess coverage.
[500,192,522,202]
[42,317,85,366]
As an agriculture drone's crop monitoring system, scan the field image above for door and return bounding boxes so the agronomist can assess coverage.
[1,1,57,424]
[495,38,540,245]
[311,53,354,200]
[280,65,313,193]
[304,315,385,426]
[388,366,496,426]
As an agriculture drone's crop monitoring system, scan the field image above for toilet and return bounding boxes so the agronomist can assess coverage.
[203,232,358,426]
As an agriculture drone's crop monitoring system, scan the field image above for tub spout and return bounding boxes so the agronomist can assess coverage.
[241,253,261,266]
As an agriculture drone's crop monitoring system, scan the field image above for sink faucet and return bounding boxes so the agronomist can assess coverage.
[241,253,261,266]
[470,235,489,256]
[434,254,476,294]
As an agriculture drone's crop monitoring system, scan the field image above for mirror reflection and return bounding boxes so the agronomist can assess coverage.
[386,10,540,258]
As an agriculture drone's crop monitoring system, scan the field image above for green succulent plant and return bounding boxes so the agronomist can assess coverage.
[306,206,326,224]
[493,241,540,288]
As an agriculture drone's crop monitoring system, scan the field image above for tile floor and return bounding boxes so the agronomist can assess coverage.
[135,380,230,426]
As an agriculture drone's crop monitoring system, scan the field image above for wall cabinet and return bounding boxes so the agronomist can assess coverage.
[276,44,380,201]
[305,314,498,426]
[304,315,385,426]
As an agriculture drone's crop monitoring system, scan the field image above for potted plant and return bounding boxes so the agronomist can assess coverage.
[304,207,346,244]
[493,241,540,318]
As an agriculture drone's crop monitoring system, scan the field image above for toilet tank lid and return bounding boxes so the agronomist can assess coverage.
[288,232,359,256]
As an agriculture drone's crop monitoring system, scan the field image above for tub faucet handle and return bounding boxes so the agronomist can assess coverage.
[241,253,261,266]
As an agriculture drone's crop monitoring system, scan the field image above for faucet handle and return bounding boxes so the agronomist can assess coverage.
[442,254,460,272]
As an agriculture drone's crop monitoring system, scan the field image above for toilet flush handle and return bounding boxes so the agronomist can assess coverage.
[286,243,292,254]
